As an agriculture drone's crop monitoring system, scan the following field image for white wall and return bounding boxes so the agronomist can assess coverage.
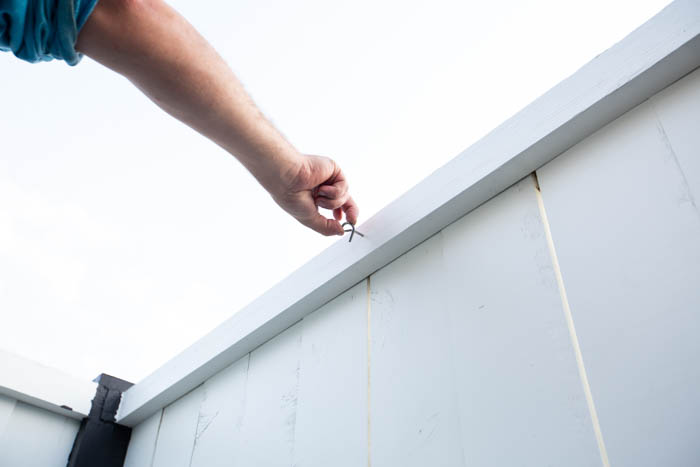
[535,67,700,467]
[0,394,80,467]
[122,67,700,467]
[369,178,601,466]
[124,282,368,467]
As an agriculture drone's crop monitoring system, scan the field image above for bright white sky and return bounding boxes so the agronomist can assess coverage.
[0,0,671,383]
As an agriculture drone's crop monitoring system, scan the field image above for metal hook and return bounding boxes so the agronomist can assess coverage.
[341,222,364,243]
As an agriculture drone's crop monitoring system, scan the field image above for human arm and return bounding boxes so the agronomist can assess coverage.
[75,0,358,235]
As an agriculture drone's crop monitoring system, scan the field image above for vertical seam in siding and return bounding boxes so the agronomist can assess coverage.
[366,276,372,467]
[149,409,165,467]
[532,172,611,467]
[188,386,207,467]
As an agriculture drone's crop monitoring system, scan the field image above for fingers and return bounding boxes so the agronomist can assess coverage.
[342,196,359,225]
[313,183,358,225]
[316,182,348,201]
[314,180,349,210]
[299,196,359,236]
[301,212,345,236]
[304,197,358,236]
[301,155,341,192]
[315,193,349,210]
[314,190,358,225]
[297,154,360,234]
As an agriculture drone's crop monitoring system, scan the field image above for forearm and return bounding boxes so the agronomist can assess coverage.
[75,0,359,236]
[76,0,300,194]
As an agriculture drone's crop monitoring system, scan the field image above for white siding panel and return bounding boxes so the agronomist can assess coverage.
[148,285,365,467]
[0,401,79,467]
[442,179,601,466]
[236,323,302,466]
[370,178,600,467]
[0,394,16,438]
[123,409,163,467]
[651,67,700,204]
[537,96,700,467]
[293,282,368,467]
[189,355,250,467]
[370,233,466,467]
[151,387,204,467]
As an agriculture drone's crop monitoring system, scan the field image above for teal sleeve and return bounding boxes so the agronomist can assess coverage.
[0,0,100,65]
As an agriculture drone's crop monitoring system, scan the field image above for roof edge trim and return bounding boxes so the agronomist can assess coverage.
[0,349,97,420]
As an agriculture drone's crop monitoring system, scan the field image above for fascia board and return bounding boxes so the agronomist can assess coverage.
[0,349,97,420]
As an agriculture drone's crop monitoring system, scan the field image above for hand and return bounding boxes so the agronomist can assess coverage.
[273,155,359,236]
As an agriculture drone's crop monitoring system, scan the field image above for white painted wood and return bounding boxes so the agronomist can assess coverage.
[369,179,601,466]
[536,91,700,466]
[370,233,466,467]
[441,179,601,466]
[152,284,364,467]
[189,355,250,467]
[151,387,204,467]
[117,0,700,426]
[123,409,163,467]
[0,401,80,467]
[293,282,368,467]
[651,67,700,201]
[0,394,17,438]
[0,348,96,419]
[236,323,302,466]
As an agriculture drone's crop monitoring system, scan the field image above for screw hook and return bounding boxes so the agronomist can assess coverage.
[341,222,365,243]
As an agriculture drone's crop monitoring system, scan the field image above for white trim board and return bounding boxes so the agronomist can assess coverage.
[0,349,97,420]
[117,0,700,427]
